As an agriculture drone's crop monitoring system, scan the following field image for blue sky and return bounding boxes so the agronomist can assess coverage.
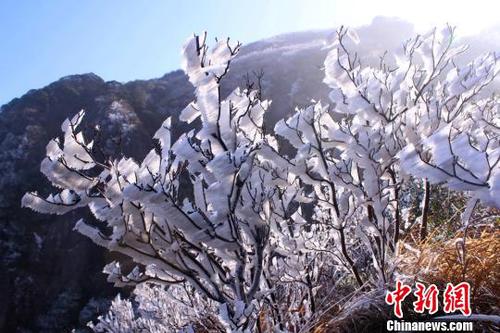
[1,0,498,106]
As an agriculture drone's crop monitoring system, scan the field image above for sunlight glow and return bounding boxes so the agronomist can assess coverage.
[298,0,500,35]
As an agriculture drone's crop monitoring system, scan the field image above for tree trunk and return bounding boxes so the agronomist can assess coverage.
[420,180,430,241]
[339,228,364,287]
[388,168,400,247]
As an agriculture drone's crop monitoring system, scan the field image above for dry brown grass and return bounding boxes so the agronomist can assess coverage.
[398,227,500,314]
[309,227,500,332]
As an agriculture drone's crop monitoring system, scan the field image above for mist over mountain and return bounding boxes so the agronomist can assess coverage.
[0,17,498,332]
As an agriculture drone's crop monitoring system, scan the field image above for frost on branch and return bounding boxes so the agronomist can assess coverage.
[399,60,499,209]
[274,25,500,287]
[23,33,291,331]
[90,283,220,333]
[23,27,499,332]
[22,111,95,215]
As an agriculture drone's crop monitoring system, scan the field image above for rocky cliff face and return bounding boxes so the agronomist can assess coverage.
[0,30,332,332]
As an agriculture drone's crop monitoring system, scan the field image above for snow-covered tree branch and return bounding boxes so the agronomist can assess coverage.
[24,33,276,331]
[23,26,499,332]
